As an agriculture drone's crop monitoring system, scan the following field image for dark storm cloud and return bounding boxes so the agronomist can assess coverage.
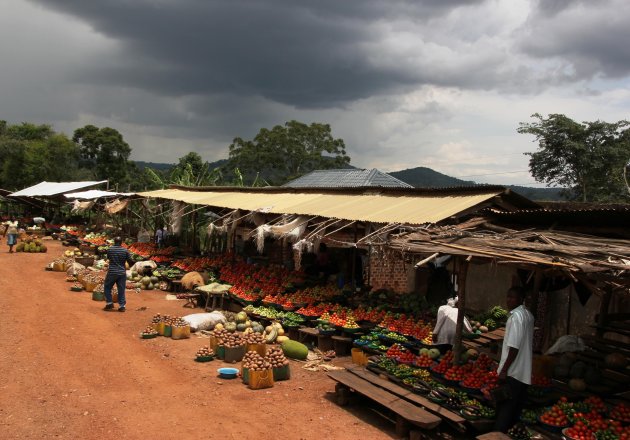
[28,0,487,109]
[519,0,630,79]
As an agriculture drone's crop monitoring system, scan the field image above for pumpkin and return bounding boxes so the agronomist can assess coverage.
[569,378,587,392]
[605,353,628,369]
[225,322,237,332]
[570,361,587,378]
[235,312,248,323]
[553,365,570,378]
[141,276,151,287]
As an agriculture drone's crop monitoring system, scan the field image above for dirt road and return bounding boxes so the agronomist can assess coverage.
[0,240,394,440]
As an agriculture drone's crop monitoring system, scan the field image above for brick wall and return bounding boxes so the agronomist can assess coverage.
[368,251,413,293]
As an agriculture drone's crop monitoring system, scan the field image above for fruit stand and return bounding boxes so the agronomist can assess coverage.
[43,218,630,440]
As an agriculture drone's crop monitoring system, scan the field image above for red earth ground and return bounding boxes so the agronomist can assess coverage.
[0,239,398,440]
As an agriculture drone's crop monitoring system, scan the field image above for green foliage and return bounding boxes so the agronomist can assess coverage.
[224,120,350,185]
[169,152,222,187]
[519,113,630,202]
[0,121,81,190]
[73,125,134,186]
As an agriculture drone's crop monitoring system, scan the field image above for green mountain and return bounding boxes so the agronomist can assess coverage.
[389,167,564,201]
[389,167,475,187]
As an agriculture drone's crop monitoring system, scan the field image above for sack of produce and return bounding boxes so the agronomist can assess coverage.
[182,312,225,332]
[181,271,204,290]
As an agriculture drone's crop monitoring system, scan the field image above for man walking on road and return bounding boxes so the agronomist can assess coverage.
[104,236,134,312]
[495,286,534,432]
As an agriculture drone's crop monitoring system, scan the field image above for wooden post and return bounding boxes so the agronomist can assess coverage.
[596,286,613,338]
[453,256,471,364]
[191,210,198,254]
[367,244,372,287]
[351,223,358,290]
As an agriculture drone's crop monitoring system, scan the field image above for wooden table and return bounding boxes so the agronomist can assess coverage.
[328,369,441,438]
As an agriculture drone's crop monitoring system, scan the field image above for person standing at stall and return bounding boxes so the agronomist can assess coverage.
[3,217,19,253]
[432,297,473,352]
[155,226,164,248]
[495,286,534,433]
[103,236,134,312]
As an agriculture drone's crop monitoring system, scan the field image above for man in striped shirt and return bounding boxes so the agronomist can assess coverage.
[104,236,134,312]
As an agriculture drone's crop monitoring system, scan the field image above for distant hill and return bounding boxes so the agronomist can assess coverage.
[134,161,564,201]
[389,167,475,187]
[134,161,174,171]
[389,167,564,201]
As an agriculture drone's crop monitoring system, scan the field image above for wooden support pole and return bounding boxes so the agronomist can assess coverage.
[596,286,613,338]
[415,252,440,268]
[453,256,471,364]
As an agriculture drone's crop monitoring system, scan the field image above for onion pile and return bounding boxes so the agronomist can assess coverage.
[244,332,265,344]
[171,317,188,328]
[210,328,228,341]
[141,326,158,336]
[195,346,215,359]
[221,332,244,348]
[265,346,289,368]
[242,352,271,371]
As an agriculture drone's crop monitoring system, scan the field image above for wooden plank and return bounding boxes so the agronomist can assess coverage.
[347,367,466,424]
[328,370,399,405]
[328,370,441,429]
[581,334,630,355]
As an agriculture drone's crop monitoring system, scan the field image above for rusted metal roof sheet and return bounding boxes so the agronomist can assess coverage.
[138,186,519,225]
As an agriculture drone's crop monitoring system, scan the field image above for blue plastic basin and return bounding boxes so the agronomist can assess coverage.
[217,367,239,379]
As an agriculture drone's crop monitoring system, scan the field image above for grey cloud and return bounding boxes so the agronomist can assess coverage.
[29,0,487,109]
[519,0,630,79]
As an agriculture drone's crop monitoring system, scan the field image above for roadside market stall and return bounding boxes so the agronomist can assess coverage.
[43,183,630,439]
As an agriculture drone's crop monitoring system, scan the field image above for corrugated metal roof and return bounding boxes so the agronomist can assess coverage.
[138,186,512,224]
[283,169,412,188]
[486,207,630,229]
[10,181,107,197]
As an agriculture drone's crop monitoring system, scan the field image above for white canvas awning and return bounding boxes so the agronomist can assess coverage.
[10,181,107,197]
[64,190,134,200]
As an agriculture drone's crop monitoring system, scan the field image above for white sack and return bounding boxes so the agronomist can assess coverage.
[545,335,586,355]
[182,312,226,332]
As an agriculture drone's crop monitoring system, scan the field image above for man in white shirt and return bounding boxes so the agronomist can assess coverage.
[495,286,534,433]
[432,297,473,351]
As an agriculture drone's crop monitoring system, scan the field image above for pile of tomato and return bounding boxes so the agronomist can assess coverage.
[540,404,570,427]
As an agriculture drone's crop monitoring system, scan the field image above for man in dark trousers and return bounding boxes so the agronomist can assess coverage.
[495,286,534,432]
[104,236,134,312]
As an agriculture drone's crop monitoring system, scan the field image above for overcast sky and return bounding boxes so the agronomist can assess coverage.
[1,0,629,185]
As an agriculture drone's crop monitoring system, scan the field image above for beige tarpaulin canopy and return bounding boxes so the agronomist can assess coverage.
[138,186,532,225]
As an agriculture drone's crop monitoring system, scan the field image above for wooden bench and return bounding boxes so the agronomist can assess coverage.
[346,367,466,427]
[177,293,201,308]
[328,370,441,438]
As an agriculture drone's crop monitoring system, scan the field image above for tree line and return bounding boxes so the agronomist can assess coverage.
[0,120,350,192]
[1,114,629,203]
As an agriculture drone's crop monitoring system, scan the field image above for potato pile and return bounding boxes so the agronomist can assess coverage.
[244,332,265,344]
[242,352,271,371]
[221,332,244,348]
[151,314,162,325]
[195,346,214,359]
[265,346,289,368]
